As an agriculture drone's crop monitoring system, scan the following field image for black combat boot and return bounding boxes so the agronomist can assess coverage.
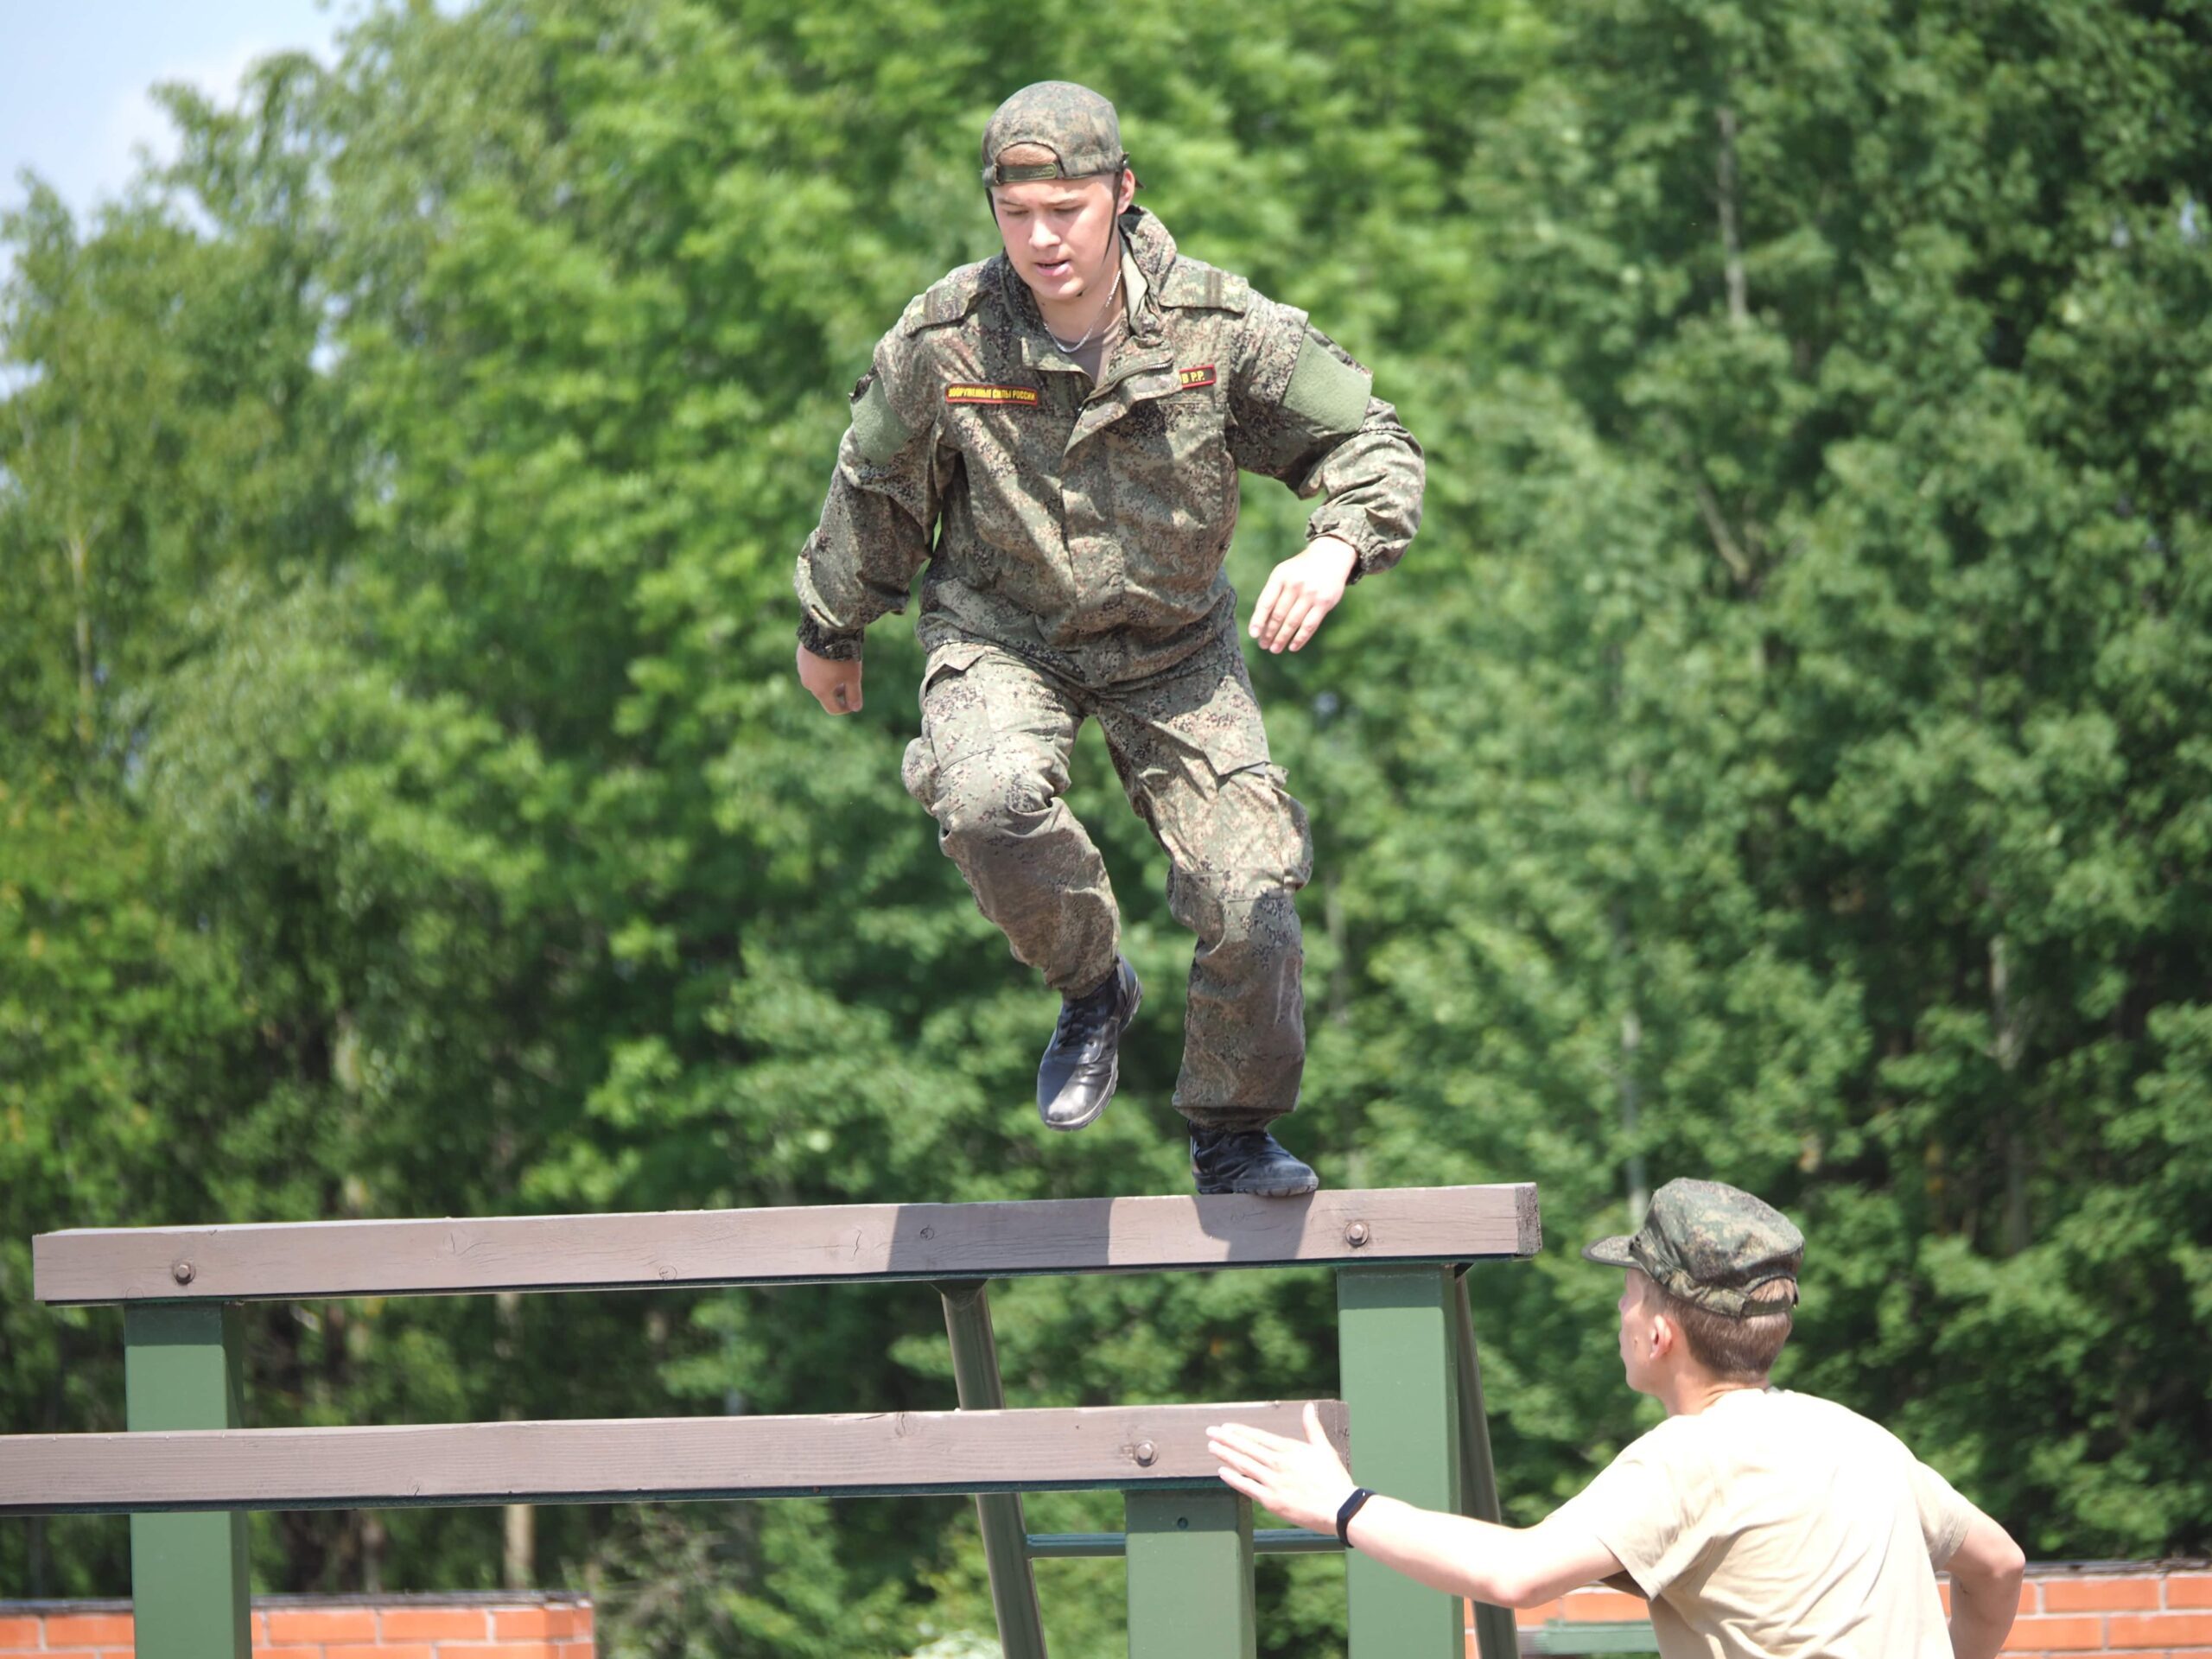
[1036,957,1142,1130]
[1190,1128,1319,1198]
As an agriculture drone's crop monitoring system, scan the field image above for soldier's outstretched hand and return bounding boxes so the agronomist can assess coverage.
[798,644,864,715]
[1250,536,1360,654]
[1207,1403,1357,1534]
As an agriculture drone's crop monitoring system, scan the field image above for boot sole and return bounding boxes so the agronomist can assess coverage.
[1197,1173,1321,1198]
[1039,970,1142,1133]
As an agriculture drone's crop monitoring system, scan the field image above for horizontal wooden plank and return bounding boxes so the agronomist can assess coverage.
[0,1401,1345,1516]
[33,1184,1539,1306]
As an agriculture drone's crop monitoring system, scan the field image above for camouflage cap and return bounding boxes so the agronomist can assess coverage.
[1582,1178,1804,1319]
[980,81,1128,187]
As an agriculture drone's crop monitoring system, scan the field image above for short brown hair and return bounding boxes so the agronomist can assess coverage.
[1644,1274,1795,1379]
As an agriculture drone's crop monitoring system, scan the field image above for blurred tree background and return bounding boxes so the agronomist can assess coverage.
[3,0,2209,1652]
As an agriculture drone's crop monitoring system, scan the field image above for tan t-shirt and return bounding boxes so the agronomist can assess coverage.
[1548,1389,1974,1659]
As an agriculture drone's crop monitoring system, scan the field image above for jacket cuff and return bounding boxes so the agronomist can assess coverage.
[797,613,865,661]
[1311,520,1392,587]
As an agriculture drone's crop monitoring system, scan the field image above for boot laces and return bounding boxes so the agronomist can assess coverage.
[1057,969,1122,1046]
[1193,1128,1270,1171]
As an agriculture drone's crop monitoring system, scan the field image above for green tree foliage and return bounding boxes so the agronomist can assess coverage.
[2,0,2207,1651]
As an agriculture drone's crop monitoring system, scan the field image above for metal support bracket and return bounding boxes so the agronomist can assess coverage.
[124,1302,251,1659]
[1124,1488,1256,1659]
[1338,1264,1465,1659]
[938,1280,1049,1659]
[1453,1266,1521,1659]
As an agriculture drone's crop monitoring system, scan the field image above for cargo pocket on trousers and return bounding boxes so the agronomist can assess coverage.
[1265,762,1315,890]
[900,737,938,811]
[906,641,991,809]
[920,640,989,694]
[1206,758,1313,892]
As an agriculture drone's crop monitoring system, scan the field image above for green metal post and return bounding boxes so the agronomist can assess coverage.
[124,1302,251,1659]
[1453,1268,1521,1659]
[1337,1265,1464,1659]
[1123,1489,1255,1659]
[937,1281,1049,1659]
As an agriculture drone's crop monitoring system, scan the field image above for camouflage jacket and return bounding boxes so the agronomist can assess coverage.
[794,208,1424,682]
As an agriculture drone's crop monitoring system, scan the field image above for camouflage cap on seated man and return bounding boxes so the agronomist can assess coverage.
[1583,1177,1804,1319]
[980,80,1128,185]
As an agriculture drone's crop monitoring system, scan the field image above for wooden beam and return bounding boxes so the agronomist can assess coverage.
[0,1401,1345,1517]
[34,1185,1540,1306]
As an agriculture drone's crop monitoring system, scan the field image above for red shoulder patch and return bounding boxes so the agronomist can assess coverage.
[1178,365,1217,391]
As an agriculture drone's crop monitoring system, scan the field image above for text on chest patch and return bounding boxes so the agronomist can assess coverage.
[1179,365,1217,391]
[945,383,1040,407]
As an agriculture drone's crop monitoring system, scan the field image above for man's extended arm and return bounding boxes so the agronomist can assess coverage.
[1943,1509,2025,1659]
[1337,1497,1626,1610]
[1229,301,1424,652]
[793,319,943,710]
[1209,1406,1621,1610]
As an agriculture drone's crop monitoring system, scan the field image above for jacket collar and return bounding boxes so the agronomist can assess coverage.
[994,207,1177,350]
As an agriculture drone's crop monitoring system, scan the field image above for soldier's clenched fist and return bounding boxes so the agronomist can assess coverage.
[798,645,863,715]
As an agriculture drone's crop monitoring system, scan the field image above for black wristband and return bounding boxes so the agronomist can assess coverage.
[1336,1487,1376,1548]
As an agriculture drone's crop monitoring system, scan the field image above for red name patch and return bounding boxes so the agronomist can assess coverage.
[1179,365,1217,391]
[946,383,1039,407]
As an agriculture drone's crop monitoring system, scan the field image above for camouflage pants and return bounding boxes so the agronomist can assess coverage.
[901,633,1313,1130]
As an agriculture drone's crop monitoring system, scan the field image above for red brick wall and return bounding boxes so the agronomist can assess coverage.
[1991,1564,2212,1657]
[1488,1560,2212,1655]
[9,1567,2206,1656]
[0,1595,591,1658]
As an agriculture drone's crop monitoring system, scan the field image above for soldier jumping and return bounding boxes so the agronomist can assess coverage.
[794,82,1424,1197]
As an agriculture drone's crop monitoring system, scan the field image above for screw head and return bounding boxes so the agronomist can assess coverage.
[171,1261,196,1285]
[1344,1221,1371,1249]
[1133,1440,1158,1467]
